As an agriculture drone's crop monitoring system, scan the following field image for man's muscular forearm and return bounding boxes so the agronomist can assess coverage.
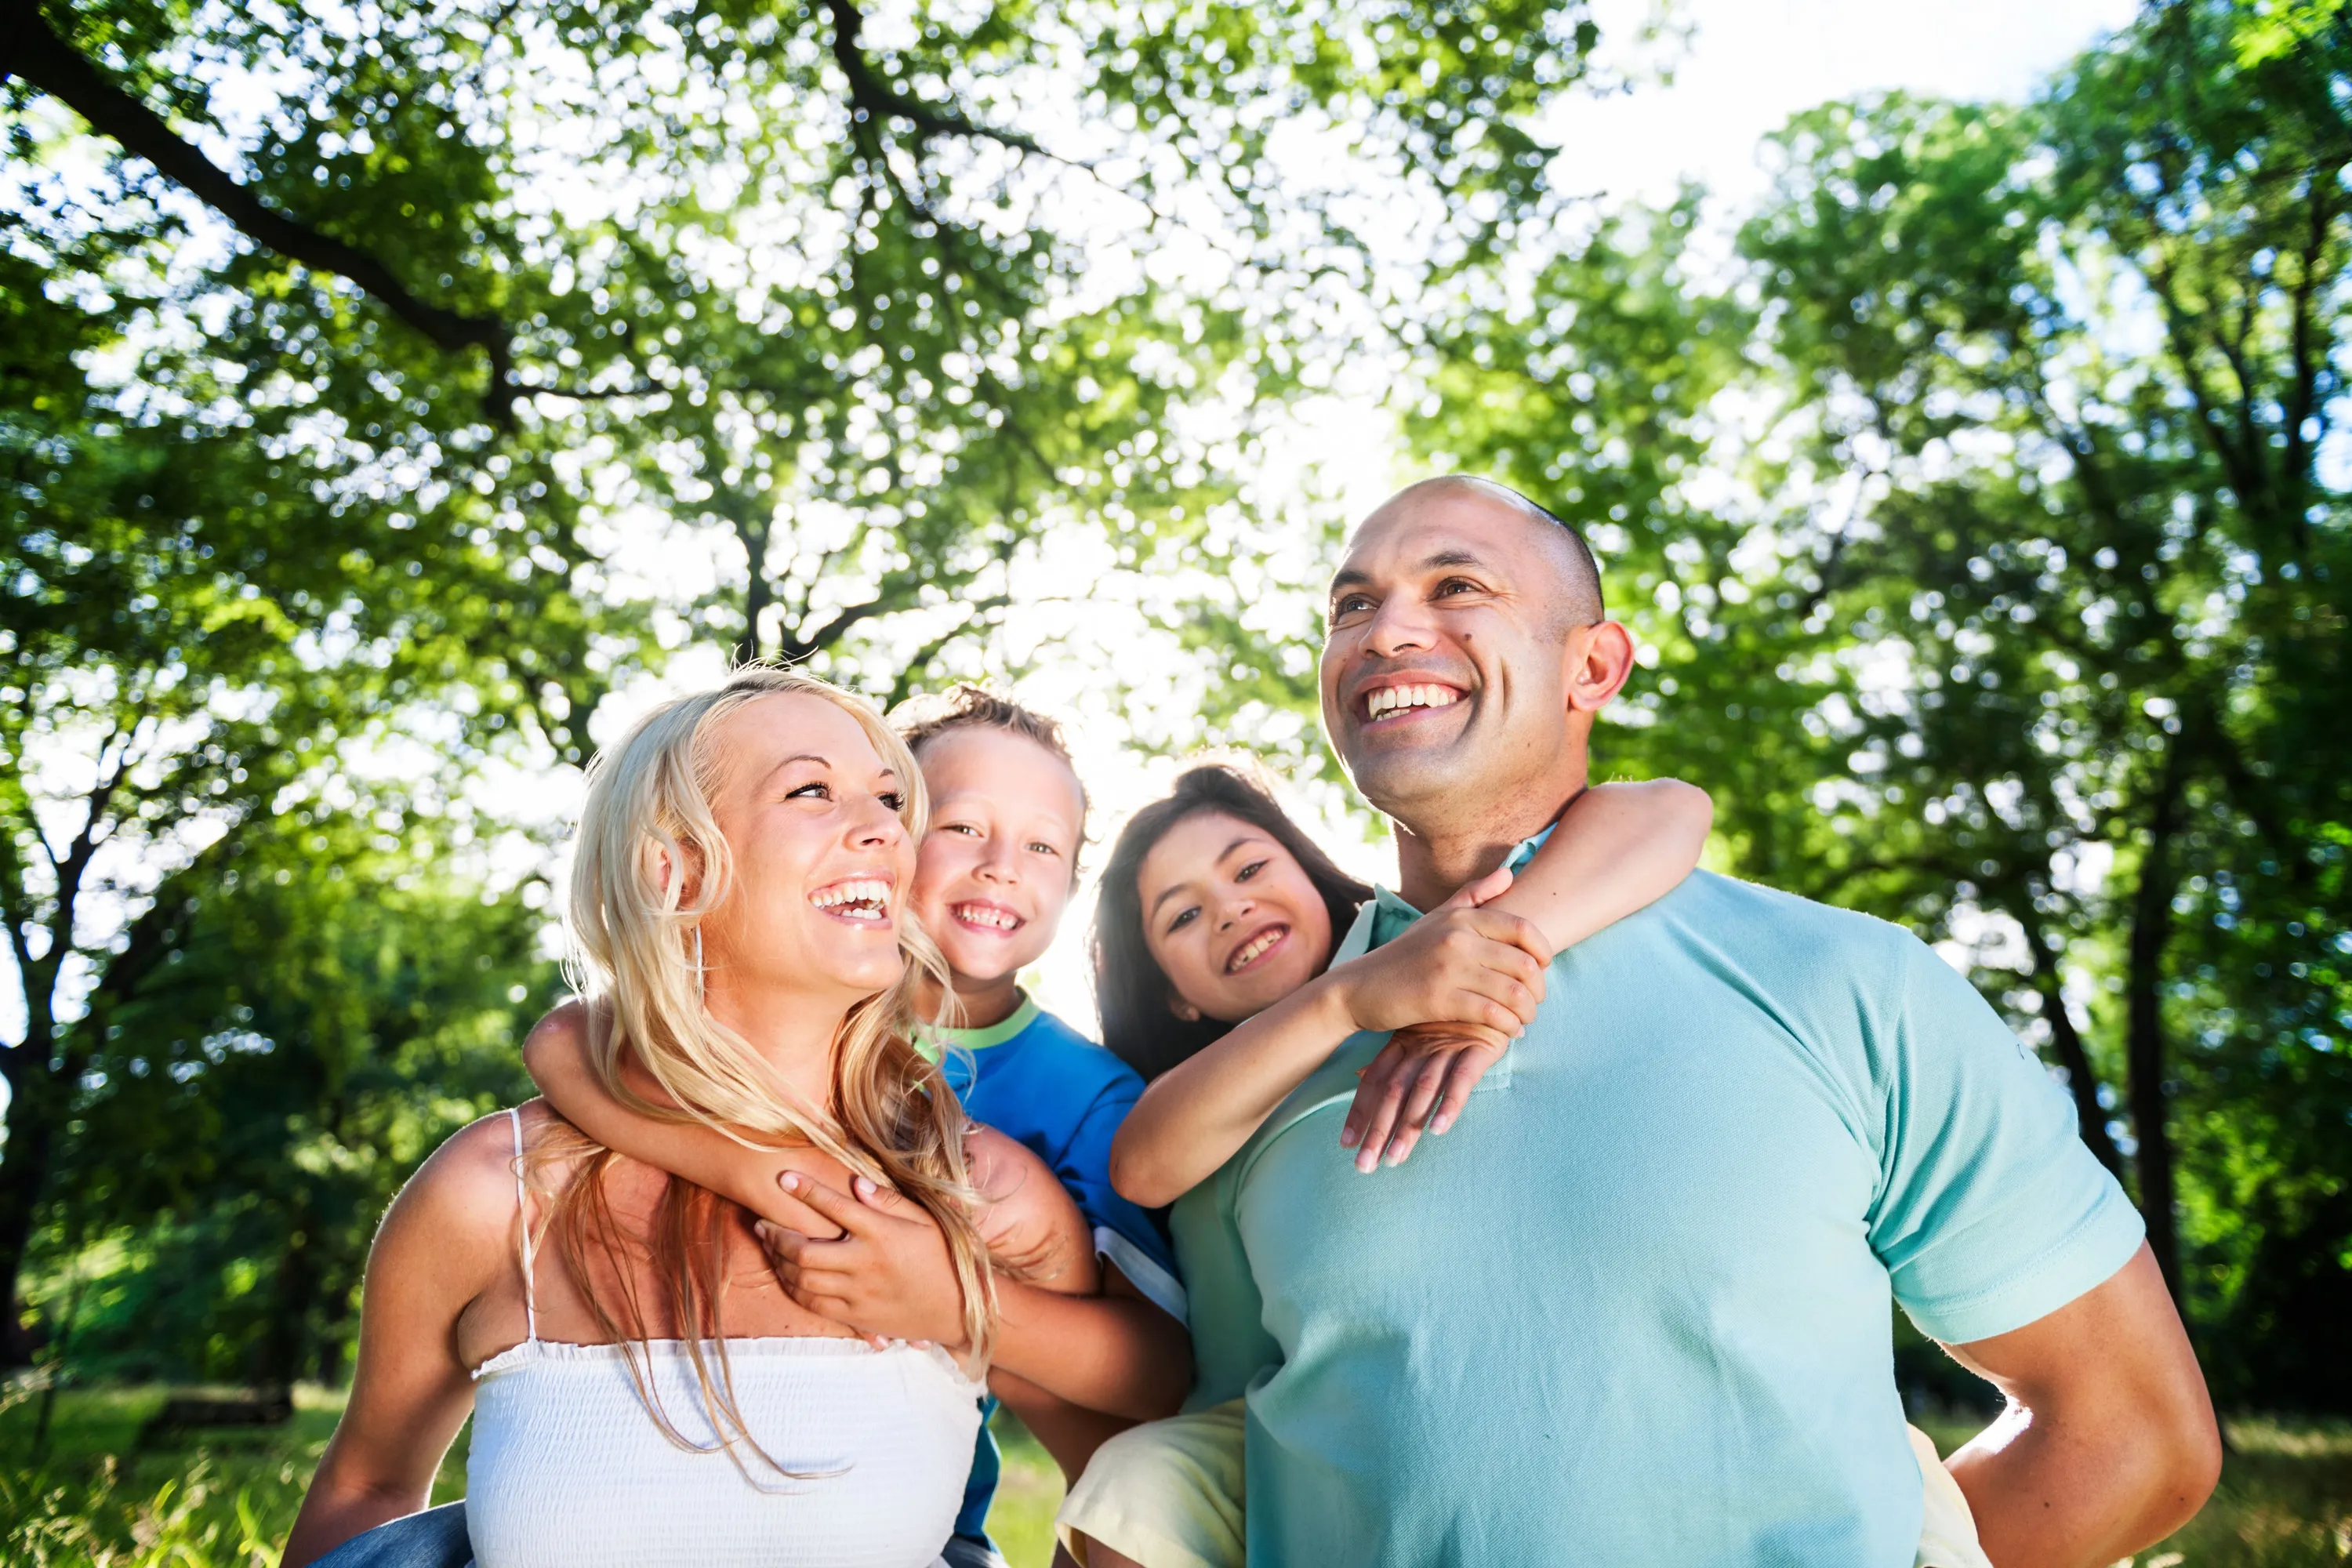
[1944,1247,2220,1568]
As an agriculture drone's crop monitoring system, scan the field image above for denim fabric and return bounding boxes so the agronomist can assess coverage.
[307,1501,473,1568]
[939,1534,1009,1568]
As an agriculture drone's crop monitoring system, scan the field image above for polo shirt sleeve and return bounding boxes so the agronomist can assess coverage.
[1867,938,2146,1346]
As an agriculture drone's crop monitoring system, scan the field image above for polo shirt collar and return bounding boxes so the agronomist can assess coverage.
[929,991,1039,1052]
[1336,822,1560,959]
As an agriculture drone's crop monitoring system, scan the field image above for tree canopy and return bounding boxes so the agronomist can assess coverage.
[2,0,1614,1371]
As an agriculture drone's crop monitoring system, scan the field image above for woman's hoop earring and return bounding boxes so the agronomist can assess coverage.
[692,926,705,1003]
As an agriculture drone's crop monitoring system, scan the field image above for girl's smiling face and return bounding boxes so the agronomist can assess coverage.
[907,725,1085,995]
[1135,809,1334,1025]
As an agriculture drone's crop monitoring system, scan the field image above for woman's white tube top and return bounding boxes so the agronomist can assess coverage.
[464,1334,985,1568]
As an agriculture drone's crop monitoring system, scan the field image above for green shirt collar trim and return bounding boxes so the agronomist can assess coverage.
[923,992,1039,1054]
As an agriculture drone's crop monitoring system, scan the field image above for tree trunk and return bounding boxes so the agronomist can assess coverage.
[0,1007,62,1367]
[253,1203,319,1396]
[733,508,774,665]
[740,558,773,665]
[2125,746,2189,1301]
[2014,900,2127,1178]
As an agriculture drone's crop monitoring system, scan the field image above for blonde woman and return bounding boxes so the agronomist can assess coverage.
[284,667,1094,1568]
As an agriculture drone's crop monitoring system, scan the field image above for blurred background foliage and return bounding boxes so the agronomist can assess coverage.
[0,5,2347,1557]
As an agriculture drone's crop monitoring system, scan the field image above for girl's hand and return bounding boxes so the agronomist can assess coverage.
[1341,1026,1511,1171]
[1335,868,1548,1172]
[754,1171,971,1351]
[1327,867,1552,1039]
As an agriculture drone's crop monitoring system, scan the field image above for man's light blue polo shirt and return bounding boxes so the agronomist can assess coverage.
[1173,848,2144,1566]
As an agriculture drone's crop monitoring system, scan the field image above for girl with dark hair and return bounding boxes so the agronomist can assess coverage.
[1058,762,1714,1568]
[1096,763,1713,1188]
[1089,764,1376,1087]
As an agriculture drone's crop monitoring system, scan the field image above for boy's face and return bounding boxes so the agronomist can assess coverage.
[909,726,1086,993]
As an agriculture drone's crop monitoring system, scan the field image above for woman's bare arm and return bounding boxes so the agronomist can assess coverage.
[523,1001,804,1222]
[282,1115,517,1566]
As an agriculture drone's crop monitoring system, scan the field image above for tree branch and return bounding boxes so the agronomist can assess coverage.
[2141,247,2266,515]
[2011,891,2128,1177]
[6,9,520,427]
[819,0,1054,164]
[781,594,893,662]
[2278,179,2336,551]
[883,594,1010,709]
[2124,733,2189,1299]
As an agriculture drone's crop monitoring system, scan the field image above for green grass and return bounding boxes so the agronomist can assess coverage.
[5,1383,2342,1566]
[985,1408,1069,1566]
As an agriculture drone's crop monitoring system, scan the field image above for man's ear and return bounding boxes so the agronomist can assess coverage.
[1167,992,1203,1023]
[1563,620,1639,713]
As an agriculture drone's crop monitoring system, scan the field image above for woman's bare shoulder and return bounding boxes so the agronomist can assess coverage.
[379,1104,550,1261]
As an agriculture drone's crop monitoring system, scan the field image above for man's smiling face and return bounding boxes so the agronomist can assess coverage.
[1319,482,1598,826]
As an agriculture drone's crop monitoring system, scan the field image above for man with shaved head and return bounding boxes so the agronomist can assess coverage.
[1176,477,2220,1566]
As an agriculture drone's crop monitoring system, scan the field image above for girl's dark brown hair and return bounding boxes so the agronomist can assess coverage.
[1091,764,1372,1083]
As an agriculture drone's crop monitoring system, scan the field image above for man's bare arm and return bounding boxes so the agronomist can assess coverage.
[1942,1243,2221,1568]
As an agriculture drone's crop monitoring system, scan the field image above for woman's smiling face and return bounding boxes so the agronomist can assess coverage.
[1136,809,1334,1025]
[698,691,917,1007]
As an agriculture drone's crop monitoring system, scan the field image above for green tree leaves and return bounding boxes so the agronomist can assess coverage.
[3,0,1617,1371]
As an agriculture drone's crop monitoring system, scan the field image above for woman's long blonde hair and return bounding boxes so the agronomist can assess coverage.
[543,664,993,1472]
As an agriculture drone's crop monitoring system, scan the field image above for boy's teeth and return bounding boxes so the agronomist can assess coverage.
[1367,684,1461,719]
[956,904,1018,931]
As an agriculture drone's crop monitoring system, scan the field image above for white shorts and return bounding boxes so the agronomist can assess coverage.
[1058,1403,1992,1568]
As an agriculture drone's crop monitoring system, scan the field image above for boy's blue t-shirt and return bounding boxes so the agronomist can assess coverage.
[931,996,1183,1544]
